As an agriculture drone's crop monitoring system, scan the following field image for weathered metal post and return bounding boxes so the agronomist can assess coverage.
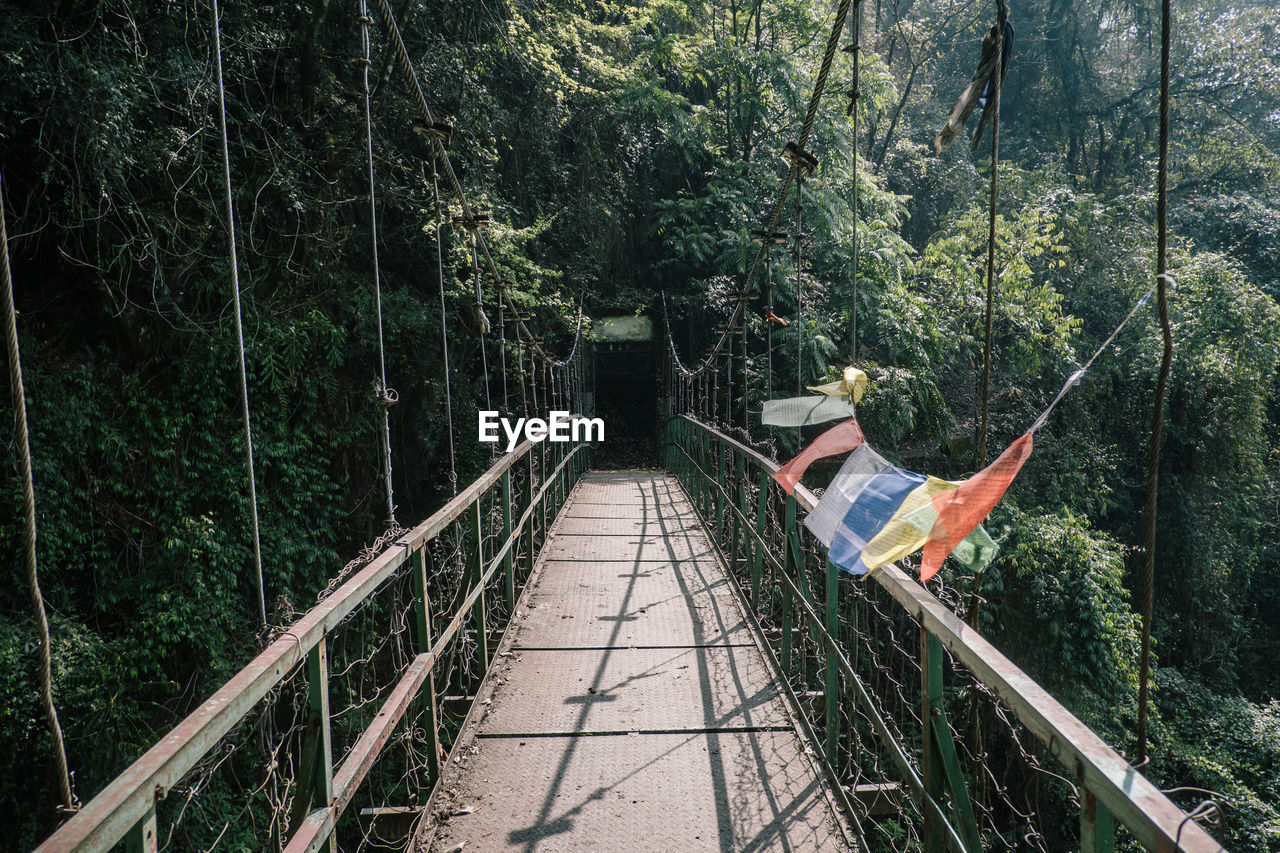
[413,547,442,783]
[470,501,489,676]
[502,469,516,610]
[125,804,157,853]
[781,496,798,673]
[290,638,335,849]
[922,628,945,853]
[825,559,840,766]
[1081,790,1117,853]
[525,451,537,579]
[733,453,747,584]
[752,471,768,608]
[922,630,982,853]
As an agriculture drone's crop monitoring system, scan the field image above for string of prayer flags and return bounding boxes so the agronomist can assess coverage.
[762,395,857,427]
[807,366,868,404]
[804,432,1027,582]
[797,287,1154,582]
[774,418,864,495]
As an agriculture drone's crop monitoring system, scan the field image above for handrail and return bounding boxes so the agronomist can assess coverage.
[665,415,1224,853]
[37,435,591,853]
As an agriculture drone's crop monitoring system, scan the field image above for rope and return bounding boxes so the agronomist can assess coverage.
[1,173,77,814]
[1138,0,1174,769]
[795,171,805,399]
[1029,287,1156,434]
[359,1,397,526]
[975,0,1008,470]
[212,0,267,628]
[430,157,457,495]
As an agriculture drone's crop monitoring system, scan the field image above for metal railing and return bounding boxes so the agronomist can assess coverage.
[665,415,1223,853]
[37,436,591,853]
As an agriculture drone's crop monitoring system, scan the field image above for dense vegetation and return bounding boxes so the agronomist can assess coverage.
[2,0,1277,848]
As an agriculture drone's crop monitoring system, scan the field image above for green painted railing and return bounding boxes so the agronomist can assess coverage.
[665,415,1223,853]
[37,436,591,853]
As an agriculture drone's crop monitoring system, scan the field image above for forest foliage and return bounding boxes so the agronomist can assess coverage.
[1,0,1278,848]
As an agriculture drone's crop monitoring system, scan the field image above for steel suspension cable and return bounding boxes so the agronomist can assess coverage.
[212,0,267,628]
[430,159,457,495]
[359,1,398,526]
[1138,0,1174,769]
[469,230,493,413]
[975,0,1009,470]
[1,174,76,814]
[847,1,862,362]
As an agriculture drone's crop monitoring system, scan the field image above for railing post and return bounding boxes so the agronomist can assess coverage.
[413,547,442,783]
[290,637,335,850]
[922,629,982,853]
[715,443,727,542]
[733,453,747,584]
[526,451,537,577]
[470,501,489,677]
[781,496,797,673]
[922,628,945,853]
[557,441,565,506]
[785,494,809,683]
[124,801,157,853]
[537,443,548,544]
[1081,790,1116,853]
[752,471,768,608]
[502,469,515,608]
[825,558,840,767]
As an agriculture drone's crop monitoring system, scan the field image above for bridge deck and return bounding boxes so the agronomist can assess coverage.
[423,471,852,852]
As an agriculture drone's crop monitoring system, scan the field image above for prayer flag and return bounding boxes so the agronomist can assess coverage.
[774,418,864,495]
[934,20,1012,153]
[808,366,869,404]
[919,431,1033,580]
[762,395,857,427]
[805,445,927,574]
[805,441,1005,581]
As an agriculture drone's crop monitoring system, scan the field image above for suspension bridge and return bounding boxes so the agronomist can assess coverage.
[9,0,1229,849]
[31,417,1223,852]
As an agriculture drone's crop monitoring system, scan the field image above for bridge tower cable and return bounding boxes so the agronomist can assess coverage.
[975,0,1010,469]
[1138,0,1174,771]
[211,0,267,629]
[845,0,862,364]
[358,0,399,526]
[667,0,852,400]
[372,0,588,376]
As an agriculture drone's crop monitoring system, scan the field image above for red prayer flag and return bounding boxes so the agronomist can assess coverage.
[774,419,865,495]
[920,431,1033,581]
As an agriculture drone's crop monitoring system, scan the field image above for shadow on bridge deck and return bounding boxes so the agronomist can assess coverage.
[419,471,855,852]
